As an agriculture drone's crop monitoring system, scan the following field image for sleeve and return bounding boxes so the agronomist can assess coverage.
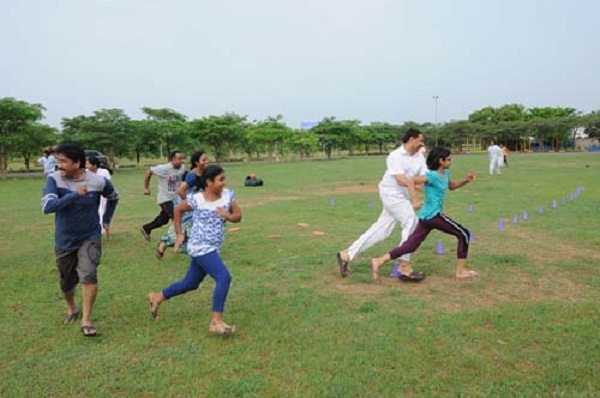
[387,152,406,176]
[41,176,79,214]
[150,164,170,177]
[187,193,198,211]
[101,179,119,225]
[418,155,428,176]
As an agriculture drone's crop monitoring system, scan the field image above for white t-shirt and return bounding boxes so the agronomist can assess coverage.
[150,162,186,204]
[96,168,111,180]
[378,145,427,199]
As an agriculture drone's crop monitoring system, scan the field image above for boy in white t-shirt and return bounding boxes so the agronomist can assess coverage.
[140,151,186,240]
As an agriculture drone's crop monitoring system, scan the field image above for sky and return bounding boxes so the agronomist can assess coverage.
[2,0,599,129]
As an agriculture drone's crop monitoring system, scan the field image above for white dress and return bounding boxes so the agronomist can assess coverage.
[96,168,112,229]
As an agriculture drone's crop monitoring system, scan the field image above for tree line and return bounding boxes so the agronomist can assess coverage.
[1,97,599,179]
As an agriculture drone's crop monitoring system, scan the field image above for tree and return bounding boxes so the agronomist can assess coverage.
[141,108,191,157]
[13,123,57,171]
[526,107,578,151]
[247,115,290,161]
[0,98,45,179]
[312,117,360,159]
[61,109,131,168]
[190,113,247,163]
[579,111,600,139]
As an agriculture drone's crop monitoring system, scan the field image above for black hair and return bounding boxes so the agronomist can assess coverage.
[168,150,183,161]
[402,128,422,144]
[201,164,224,187]
[87,156,101,167]
[55,143,86,169]
[426,147,451,170]
[190,150,205,169]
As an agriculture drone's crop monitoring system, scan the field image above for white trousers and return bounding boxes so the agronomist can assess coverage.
[489,156,503,175]
[99,197,107,232]
[346,188,418,262]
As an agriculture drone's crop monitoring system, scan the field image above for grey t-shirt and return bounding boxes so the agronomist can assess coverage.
[151,163,186,204]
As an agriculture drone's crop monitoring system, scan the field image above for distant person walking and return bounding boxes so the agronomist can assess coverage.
[42,144,119,336]
[39,148,57,177]
[488,140,503,176]
[371,147,478,281]
[86,155,113,237]
[140,151,186,241]
[336,128,428,282]
[147,165,241,335]
[501,144,509,168]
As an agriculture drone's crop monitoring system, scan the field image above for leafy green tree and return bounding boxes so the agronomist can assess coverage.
[247,115,290,161]
[312,117,361,159]
[284,128,319,158]
[13,123,57,171]
[580,111,600,139]
[0,98,45,179]
[62,109,131,167]
[190,113,247,163]
[141,108,191,157]
[526,107,578,151]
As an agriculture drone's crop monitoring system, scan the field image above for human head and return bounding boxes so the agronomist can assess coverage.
[190,150,208,171]
[169,150,184,169]
[86,155,101,172]
[55,143,86,178]
[202,164,225,192]
[402,128,425,154]
[426,147,452,170]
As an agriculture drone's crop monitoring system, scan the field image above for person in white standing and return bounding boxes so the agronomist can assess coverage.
[336,128,428,282]
[488,140,503,176]
[86,156,113,237]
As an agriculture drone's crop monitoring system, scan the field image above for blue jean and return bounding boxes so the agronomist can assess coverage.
[162,250,232,313]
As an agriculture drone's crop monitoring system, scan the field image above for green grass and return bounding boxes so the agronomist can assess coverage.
[1,153,599,397]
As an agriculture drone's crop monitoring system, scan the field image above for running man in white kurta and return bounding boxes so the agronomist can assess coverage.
[336,128,428,281]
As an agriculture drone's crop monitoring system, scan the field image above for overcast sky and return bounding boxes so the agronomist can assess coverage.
[2,0,599,129]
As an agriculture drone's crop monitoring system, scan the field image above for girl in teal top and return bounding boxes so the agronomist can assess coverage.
[371,147,479,281]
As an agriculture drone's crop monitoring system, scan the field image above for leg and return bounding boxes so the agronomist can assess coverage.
[142,201,175,236]
[340,207,397,262]
[195,251,235,334]
[148,256,207,318]
[56,249,80,324]
[371,221,432,280]
[430,214,479,279]
[77,241,102,335]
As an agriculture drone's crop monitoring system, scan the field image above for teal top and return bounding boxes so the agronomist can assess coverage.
[418,169,450,220]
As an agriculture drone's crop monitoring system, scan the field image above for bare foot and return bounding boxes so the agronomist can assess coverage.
[456,269,479,279]
[147,293,161,319]
[209,322,236,335]
[371,258,385,281]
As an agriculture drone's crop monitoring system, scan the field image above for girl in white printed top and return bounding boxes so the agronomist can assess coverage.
[147,165,242,335]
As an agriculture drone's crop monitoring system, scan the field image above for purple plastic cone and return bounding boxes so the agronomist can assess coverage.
[330,197,335,206]
[523,211,528,221]
[469,230,475,242]
[539,205,544,214]
[513,215,519,224]
[368,200,374,209]
[552,200,557,209]
[468,204,474,212]
[498,219,505,230]
[436,240,445,255]
[390,262,400,278]
[561,198,567,205]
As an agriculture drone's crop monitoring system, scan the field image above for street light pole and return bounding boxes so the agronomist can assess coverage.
[433,95,440,146]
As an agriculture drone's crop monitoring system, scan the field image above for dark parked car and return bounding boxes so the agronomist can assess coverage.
[84,150,111,172]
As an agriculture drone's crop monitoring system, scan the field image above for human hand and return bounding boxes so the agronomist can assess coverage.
[466,171,476,182]
[77,185,87,196]
[215,206,229,219]
[103,224,110,241]
[412,199,422,211]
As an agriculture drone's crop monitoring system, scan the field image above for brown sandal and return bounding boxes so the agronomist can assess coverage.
[209,323,236,335]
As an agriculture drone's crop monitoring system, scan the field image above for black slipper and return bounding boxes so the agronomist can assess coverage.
[63,308,81,325]
[81,325,97,337]
[336,252,349,278]
[398,271,426,283]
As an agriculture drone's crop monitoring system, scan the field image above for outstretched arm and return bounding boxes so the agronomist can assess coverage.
[449,171,476,191]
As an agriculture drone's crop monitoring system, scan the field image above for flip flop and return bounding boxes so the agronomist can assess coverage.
[80,325,97,337]
[398,271,426,283]
[63,307,81,325]
[155,246,164,260]
[336,252,349,278]
[209,323,236,335]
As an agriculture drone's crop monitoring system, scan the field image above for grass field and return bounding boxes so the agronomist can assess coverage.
[1,152,599,397]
